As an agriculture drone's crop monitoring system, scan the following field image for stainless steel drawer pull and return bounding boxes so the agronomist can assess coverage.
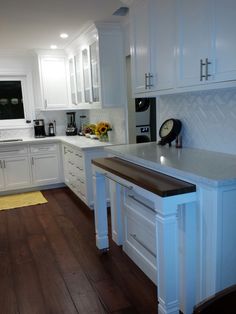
[3,160,6,168]
[128,195,156,214]
[0,160,2,168]
[130,233,156,258]
[104,173,133,190]
[200,59,206,81]
[205,58,211,80]
[0,149,21,153]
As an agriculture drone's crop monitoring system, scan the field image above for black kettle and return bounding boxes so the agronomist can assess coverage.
[48,121,56,136]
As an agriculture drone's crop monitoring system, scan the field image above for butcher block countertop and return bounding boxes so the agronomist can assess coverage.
[92,156,196,197]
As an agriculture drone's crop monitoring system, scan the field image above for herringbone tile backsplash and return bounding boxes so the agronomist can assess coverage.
[157,88,236,155]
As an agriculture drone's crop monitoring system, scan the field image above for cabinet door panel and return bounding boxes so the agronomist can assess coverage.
[130,0,151,93]
[177,0,213,87]
[151,0,175,90]
[0,167,4,190]
[32,155,60,185]
[4,157,31,189]
[82,48,92,103]
[40,56,69,108]
[214,0,236,82]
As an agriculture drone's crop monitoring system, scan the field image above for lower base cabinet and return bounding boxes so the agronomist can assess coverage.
[30,143,61,186]
[0,156,31,191]
[0,142,62,193]
[62,143,107,208]
[0,145,31,192]
[122,189,157,284]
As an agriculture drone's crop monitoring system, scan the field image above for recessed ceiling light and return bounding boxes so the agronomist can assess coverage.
[60,33,69,39]
[50,45,58,49]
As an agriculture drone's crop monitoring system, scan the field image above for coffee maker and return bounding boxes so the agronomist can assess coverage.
[34,119,46,138]
[66,112,77,136]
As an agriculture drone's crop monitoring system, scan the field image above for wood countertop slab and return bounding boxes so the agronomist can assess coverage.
[92,157,196,197]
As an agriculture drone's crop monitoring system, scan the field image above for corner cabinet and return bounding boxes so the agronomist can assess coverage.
[38,55,70,109]
[130,0,176,96]
[67,23,125,109]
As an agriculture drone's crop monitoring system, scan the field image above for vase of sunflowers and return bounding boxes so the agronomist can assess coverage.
[95,121,112,142]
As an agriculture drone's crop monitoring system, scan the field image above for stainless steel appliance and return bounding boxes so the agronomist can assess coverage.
[135,98,156,143]
[66,112,77,136]
[33,119,46,138]
[48,121,56,136]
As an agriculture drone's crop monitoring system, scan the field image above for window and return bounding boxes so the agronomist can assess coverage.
[0,81,25,120]
[0,74,34,129]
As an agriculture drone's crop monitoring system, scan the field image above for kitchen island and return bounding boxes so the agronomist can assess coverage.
[92,142,236,314]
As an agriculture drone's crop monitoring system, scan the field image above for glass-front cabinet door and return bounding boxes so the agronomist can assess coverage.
[82,48,92,103]
[68,58,77,105]
[90,41,100,102]
[74,53,83,104]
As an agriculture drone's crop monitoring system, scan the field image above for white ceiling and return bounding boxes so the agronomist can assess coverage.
[0,0,125,51]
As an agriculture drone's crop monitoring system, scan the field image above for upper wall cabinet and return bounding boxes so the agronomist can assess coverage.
[38,55,70,110]
[67,23,125,109]
[177,0,236,88]
[130,0,176,96]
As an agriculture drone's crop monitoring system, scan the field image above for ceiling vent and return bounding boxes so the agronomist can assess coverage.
[112,7,129,16]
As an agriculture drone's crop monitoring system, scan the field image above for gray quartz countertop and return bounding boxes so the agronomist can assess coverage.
[0,136,114,150]
[105,142,236,187]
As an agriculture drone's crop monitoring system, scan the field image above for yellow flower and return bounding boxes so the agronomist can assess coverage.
[95,121,112,136]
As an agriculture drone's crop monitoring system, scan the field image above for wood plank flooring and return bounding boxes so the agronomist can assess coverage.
[0,187,157,314]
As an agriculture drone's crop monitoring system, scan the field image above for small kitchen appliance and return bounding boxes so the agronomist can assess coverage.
[66,112,77,136]
[48,121,56,136]
[34,119,46,138]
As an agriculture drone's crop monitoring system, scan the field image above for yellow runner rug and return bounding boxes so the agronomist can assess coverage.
[0,191,47,211]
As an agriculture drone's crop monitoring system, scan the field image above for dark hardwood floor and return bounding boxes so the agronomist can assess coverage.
[0,187,157,314]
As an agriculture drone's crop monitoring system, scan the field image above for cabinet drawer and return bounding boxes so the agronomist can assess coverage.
[0,145,28,156]
[124,204,156,265]
[73,150,84,169]
[125,190,156,220]
[30,143,57,154]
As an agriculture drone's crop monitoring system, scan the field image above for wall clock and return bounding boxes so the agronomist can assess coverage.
[158,118,182,146]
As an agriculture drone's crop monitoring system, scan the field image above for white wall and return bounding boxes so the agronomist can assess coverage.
[88,108,126,144]
[157,87,236,155]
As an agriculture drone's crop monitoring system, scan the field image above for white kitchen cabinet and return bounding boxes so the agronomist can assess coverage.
[0,163,4,190]
[38,55,70,109]
[68,57,77,105]
[70,23,125,109]
[62,144,87,203]
[30,143,61,186]
[62,143,107,208]
[130,0,151,94]
[0,145,31,191]
[213,0,236,83]
[130,0,175,95]
[177,0,214,87]
[122,189,157,284]
[177,0,236,88]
